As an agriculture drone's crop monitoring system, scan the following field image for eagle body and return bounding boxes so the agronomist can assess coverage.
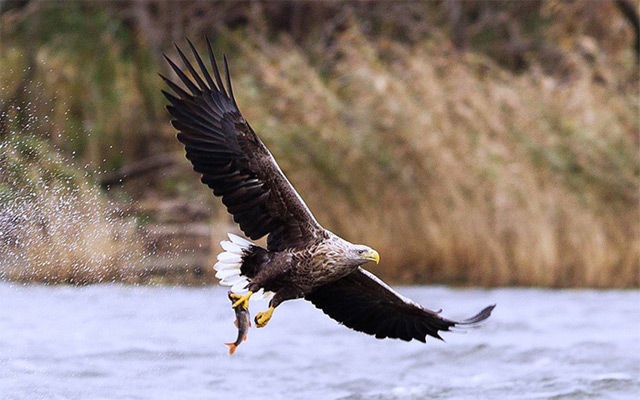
[244,233,369,300]
[162,39,495,343]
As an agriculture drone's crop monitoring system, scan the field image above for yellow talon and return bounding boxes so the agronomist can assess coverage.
[230,291,253,309]
[255,306,274,328]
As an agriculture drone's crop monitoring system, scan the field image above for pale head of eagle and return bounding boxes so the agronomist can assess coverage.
[352,244,380,264]
[333,239,379,267]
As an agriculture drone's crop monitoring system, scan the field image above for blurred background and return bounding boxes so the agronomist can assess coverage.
[1,0,638,288]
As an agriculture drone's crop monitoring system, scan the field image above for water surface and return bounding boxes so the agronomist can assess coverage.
[0,284,638,399]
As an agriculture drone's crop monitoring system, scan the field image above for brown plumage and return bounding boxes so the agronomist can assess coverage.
[162,38,495,342]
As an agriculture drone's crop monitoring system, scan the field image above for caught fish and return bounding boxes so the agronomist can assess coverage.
[225,291,251,354]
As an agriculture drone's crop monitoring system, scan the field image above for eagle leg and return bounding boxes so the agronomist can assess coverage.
[230,291,253,310]
[254,286,303,328]
[254,306,274,328]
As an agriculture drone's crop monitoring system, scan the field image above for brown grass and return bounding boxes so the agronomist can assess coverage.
[223,27,638,287]
[1,3,638,287]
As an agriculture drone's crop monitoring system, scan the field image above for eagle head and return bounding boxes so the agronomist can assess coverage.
[350,244,380,265]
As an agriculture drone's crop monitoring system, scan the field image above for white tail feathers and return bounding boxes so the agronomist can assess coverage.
[214,233,251,289]
[214,233,273,301]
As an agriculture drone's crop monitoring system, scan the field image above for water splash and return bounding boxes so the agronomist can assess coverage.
[0,96,144,284]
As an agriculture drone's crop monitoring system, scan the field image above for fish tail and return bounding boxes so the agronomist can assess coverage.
[225,342,237,355]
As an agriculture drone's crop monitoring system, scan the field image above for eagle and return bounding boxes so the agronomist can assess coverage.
[161,39,494,342]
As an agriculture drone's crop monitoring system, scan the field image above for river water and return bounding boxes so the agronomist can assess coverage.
[0,283,638,399]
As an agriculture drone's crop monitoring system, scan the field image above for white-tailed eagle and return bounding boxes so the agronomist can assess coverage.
[161,39,494,342]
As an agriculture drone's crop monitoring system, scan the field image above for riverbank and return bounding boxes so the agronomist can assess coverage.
[1,2,638,287]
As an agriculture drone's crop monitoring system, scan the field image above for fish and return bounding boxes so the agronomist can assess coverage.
[225,291,251,355]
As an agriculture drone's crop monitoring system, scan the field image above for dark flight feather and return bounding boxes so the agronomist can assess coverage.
[162,39,326,250]
[305,267,495,342]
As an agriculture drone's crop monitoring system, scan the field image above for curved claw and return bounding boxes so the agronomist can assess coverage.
[254,306,274,328]
[230,291,253,309]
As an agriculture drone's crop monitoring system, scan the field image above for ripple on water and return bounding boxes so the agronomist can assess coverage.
[588,373,640,395]
[1,285,639,400]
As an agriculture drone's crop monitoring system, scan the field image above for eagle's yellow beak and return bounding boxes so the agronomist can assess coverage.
[364,249,380,264]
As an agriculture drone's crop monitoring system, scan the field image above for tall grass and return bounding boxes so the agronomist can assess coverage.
[1,3,637,287]
[228,28,638,287]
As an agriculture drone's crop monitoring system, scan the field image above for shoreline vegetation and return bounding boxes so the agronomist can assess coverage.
[1,1,638,287]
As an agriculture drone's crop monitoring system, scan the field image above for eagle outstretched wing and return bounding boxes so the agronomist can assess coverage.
[305,267,495,342]
[162,39,325,251]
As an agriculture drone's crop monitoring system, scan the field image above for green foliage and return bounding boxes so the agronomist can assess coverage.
[2,2,165,174]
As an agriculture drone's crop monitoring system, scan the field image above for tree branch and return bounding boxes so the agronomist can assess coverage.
[99,153,180,187]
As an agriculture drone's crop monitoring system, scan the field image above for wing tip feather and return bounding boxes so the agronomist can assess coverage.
[457,304,496,326]
[223,54,237,105]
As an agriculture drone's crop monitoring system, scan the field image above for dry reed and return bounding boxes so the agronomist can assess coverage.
[222,28,638,287]
[1,4,637,286]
